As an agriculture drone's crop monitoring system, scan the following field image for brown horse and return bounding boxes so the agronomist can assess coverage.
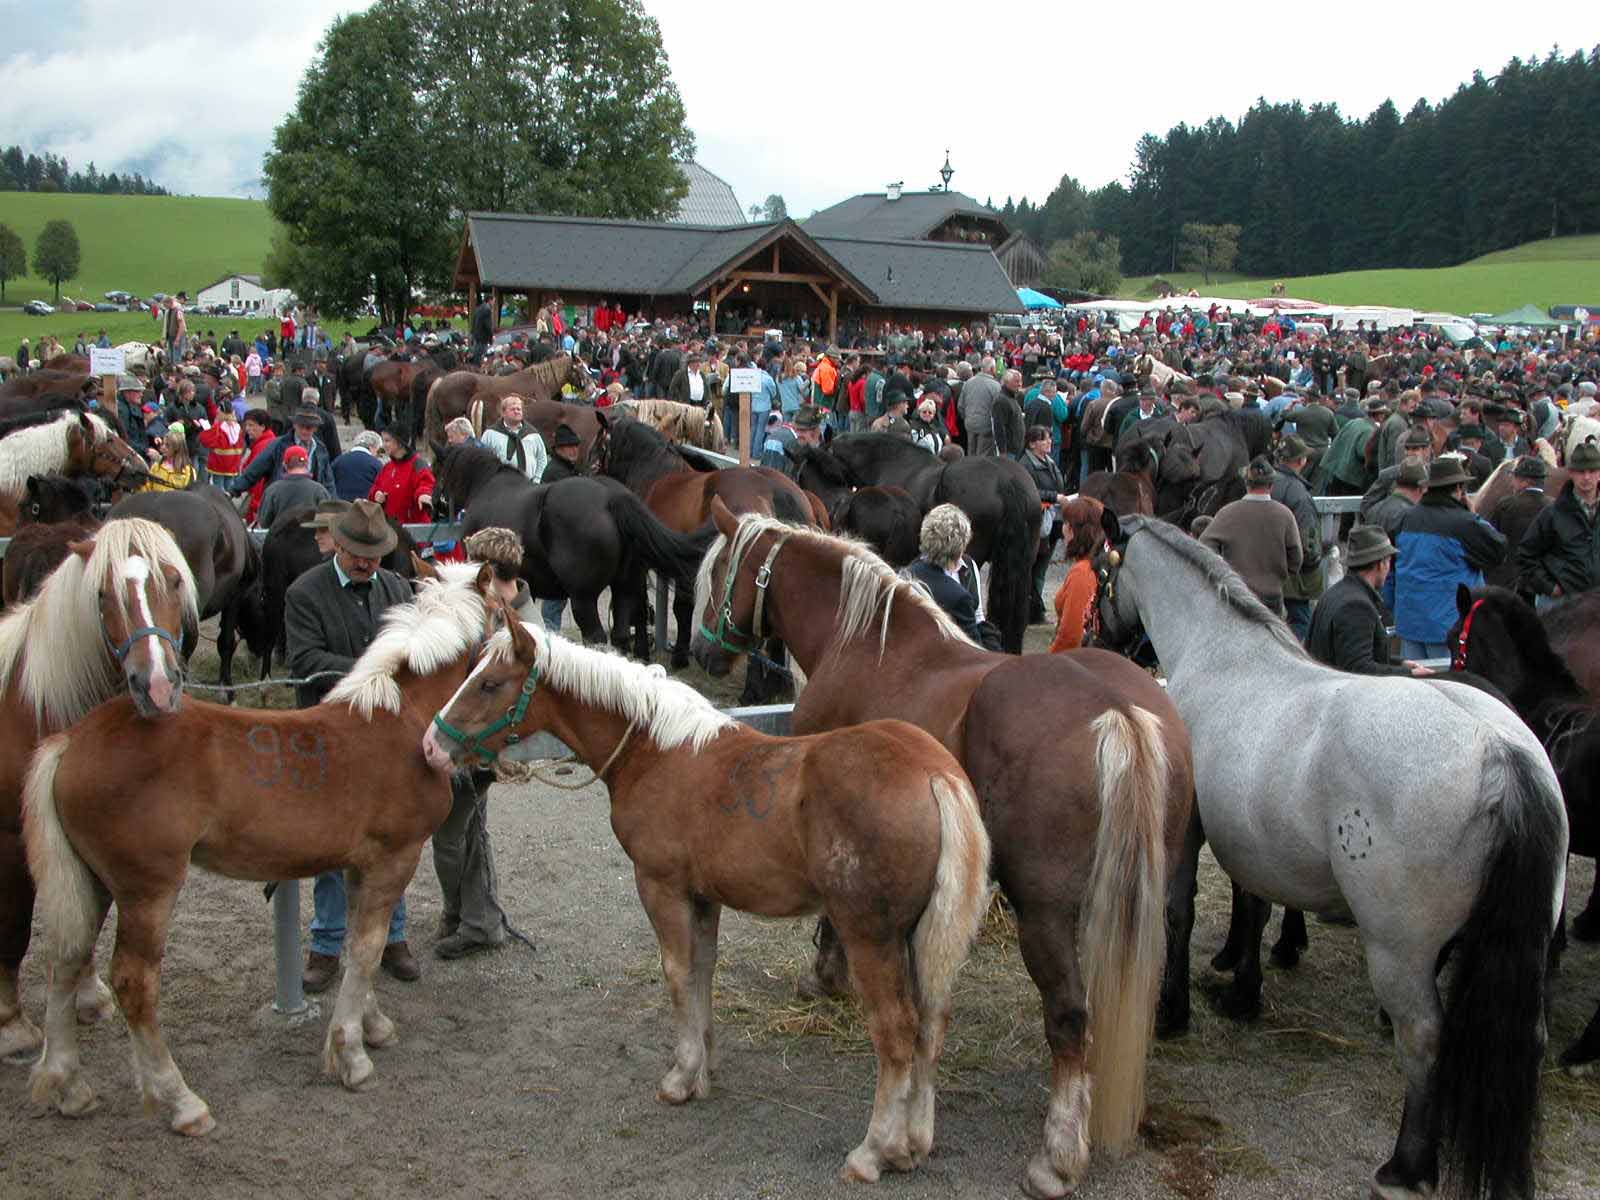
[692,507,1196,1199]
[0,519,197,1062]
[423,355,597,453]
[25,559,498,1133]
[0,369,93,409]
[599,411,825,697]
[2,475,101,604]
[0,409,148,508]
[421,612,990,1183]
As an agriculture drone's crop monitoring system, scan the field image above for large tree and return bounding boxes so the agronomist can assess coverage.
[32,219,79,301]
[0,223,25,303]
[1043,232,1122,296]
[264,0,693,322]
[1178,222,1241,284]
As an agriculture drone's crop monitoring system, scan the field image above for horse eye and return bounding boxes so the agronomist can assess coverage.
[479,678,502,693]
[29,504,40,516]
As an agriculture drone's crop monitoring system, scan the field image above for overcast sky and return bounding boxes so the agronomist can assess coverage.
[3,0,1596,217]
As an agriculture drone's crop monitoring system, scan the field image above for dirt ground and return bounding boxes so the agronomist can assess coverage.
[3,567,1598,1200]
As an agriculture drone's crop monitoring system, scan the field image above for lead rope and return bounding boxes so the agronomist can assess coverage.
[517,720,638,791]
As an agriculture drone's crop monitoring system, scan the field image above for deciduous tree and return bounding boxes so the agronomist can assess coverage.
[32,219,79,301]
[0,223,25,303]
[1179,222,1241,284]
[1043,232,1122,296]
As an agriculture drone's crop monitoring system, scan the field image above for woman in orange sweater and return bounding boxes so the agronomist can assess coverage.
[1050,495,1107,653]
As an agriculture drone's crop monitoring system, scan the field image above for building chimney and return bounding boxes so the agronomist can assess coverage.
[886,181,903,201]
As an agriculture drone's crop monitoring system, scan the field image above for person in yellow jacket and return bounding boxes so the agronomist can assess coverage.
[142,421,197,491]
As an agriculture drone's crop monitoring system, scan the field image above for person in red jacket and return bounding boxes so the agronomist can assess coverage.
[237,409,277,524]
[370,429,435,524]
[199,406,248,486]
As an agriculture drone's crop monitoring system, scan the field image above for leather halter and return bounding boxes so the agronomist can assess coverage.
[1453,597,1484,673]
[107,623,183,663]
[698,532,791,655]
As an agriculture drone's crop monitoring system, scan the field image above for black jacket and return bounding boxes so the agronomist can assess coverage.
[905,559,982,644]
[1516,482,1600,598]
[1022,450,1064,505]
[284,559,412,707]
[1304,572,1410,676]
[541,454,582,484]
[993,389,1025,459]
[1486,487,1550,591]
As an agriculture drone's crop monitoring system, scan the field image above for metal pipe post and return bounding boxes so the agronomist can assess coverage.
[655,572,670,656]
[272,879,309,1016]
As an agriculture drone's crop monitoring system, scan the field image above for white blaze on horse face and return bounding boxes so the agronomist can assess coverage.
[426,650,496,767]
[121,555,173,710]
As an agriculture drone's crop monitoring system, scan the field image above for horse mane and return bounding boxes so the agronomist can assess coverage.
[1472,587,1584,699]
[1540,589,1600,646]
[609,413,689,472]
[490,624,735,753]
[437,444,525,499]
[792,444,854,489]
[1121,514,1307,656]
[696,514,966,663]
[521,354,573,390]
[0,410,111,496]
[324,561,489,719]
[0,517,199,728]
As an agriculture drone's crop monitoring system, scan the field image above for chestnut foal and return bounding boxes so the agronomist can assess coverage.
[423,613,990,1183]
[26,559,497,1134]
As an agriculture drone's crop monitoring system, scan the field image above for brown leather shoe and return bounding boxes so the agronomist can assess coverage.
[381,941,421,982]
[302,952,340,995]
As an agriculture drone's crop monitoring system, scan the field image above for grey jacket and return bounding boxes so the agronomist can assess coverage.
[285,559,412,707]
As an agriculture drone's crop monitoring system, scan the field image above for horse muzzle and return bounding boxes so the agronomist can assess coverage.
[421,723,459,772]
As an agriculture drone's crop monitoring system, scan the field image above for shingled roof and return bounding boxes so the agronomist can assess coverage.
[672,161,746,226]
[801,190,1003,241]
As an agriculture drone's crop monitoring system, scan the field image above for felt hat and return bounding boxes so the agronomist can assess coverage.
[1243,456,1276,487]
[1363,396,1391,415]
[1402,426,1433,450]
[1277,434,1310,462]
[553,423,581,448]
[1397,460,1429,487]
[291,402,323,427]
[792,405,823,430]
[300,498,352,530]
[1455,423,1486,441]
[1420,397,1454,419]
[1512,455,1548,480]
[1569,441,1600,471]
[117,374,142,392]
[1425,456,1473,489]
[1345,525,1398,568]
[331,499,397,558]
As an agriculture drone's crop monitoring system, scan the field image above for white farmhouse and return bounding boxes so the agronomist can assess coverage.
[195,273,271,312]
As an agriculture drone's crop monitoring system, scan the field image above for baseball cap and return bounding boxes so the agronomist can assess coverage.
[283,445,310,467]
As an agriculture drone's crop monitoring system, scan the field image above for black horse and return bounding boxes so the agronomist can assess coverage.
[108,485,273,693]
[1,475,101,604]
[436,445,708,657]
[257,506,418,677]
[1117,410,1266,526]
[784,453,921,568]
[792,434,1040,653]
[1450,584,1600,1071]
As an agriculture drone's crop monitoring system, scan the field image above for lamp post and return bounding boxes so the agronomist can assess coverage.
[940,151,953,192]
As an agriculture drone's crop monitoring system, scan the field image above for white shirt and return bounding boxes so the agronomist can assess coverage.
[688,371,704,403]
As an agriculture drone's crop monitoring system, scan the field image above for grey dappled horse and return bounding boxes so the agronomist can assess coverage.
[1094,513,1567,1200]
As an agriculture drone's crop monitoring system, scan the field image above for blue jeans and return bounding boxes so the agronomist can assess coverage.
[310,871,406,957]
[1400,639,1449,663]
[1283,597,1312,643]
[541,596,565,632]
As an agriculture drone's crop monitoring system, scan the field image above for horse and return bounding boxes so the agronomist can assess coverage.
[24,558,501,1134]
[1093,511,1568,1200]
[1448,585,1600,1071]
[1471,456,1569,518]
[423,355,596,453]
[1542,589,1600,697]
[0,518,198,1062]
[616,397,728,452]
[2,475,100,605]
[0,409,148,508]
[257,506,417,677]
[108,486,273,693]
[831,486,922,567]
[370,346,457,442]
[0,369,93,409]
[691,506,1193,1199]
[599,412,822,693]
[422,611,990,1183]
[1080,441,1159,518]
[435,444,707,659]
[791,434,1041,654]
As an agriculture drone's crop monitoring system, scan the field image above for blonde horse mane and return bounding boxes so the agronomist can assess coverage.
[487,624,735,753]
[696,514,967,664]
[325,561,490,719]
[0,411,113,498]
[620,399,728,452]
[0,516,199,729]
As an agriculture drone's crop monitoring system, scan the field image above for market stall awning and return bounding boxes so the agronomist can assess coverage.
[1482,303,1564,329]
[1017,287,1062,311]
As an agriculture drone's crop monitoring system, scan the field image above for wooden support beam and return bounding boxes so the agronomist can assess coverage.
[490,287,500,332]
[828,285,838,345]
[804,281,830,309]
[728,269,835,286]
[771,244,779,272]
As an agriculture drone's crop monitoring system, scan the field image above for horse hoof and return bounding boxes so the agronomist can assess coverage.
[33,1067,98,1118]
[1269,944,1301,970]
[670,651,690,670]
[171,1102,216,1137]
[339,1051,375,1091]
[1209,945,1241,973]
[0,1015,44,1062]
[1200,978,1261,1023]
[1021,1152,1074,1199]
[1570,909,1600,943]
[796,970,848,1002]
[75,978,117,1024]
[841,1146,883,1183]
[1370,1166,1434,1199]
[1155,1006,1191,1041]
[362,1012,398,1049]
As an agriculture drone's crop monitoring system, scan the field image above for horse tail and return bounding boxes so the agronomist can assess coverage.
[604,488,711,588]
[1434,738,1564,1200]
[422,373,447,450]
[987,467,1040,655]
[911,771,990,1019]
[409,365,439,445]
[21,735,99,967]
[1081,704,1169,1155]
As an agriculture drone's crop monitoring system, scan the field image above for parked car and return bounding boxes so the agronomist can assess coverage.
[22,300,53,315]
[73,300,95,312]
[104,290,131,303]
[93,302,119,313]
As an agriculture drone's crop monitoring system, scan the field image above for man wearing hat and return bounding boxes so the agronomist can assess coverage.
[1360,425,1435,519]
[1306,527,1428,676]
[1486,456,1551,595]
[1450,424,1495,487]
[115,373,149,456]
[871,391,915,439]
[285,499,419,988]
[1516,440,1600,604]
[230,402,336,496]
[1393,456,1506,660]
[790,404,825,453]
[1364,459,1429,550]
[1272,435,1325,639]
[539,422,585,484]
[1200,456,1303,616]
[301,498,352,556]
[255,442,331,530]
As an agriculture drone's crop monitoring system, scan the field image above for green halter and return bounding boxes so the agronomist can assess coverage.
[698,532,790,655]
[432,665,539,764]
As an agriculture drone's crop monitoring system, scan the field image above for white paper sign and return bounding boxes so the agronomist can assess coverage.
[728,367,764,394]
[89,347,126,376]
[1577,307,1591,324]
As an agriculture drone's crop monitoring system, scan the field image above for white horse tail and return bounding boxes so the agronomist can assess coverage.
[911,772,991,1017]
[21,736,99,965]
[1433,737,1565,1200]
[469,396,485,439]
[1082,704,1169,1155]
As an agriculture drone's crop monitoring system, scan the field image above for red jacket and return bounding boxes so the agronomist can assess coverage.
[370,453,435,524]
[240,432,277,521]
[848,376,866,414]
[199,420,248,477]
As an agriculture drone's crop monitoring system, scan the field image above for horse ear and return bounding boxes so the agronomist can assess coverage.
[411,552,441,581]
[506,604,538,661]
[67,538,96,562]
[594,408,610,430]
[1456,584,1473,618]
[25,475,40,499]
[709,495,739,537]
[473,561,495,595]
[1100,505,1122,545]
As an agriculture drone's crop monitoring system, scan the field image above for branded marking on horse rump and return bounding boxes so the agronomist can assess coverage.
[1336,809,1374,861]
[720,746,789,821]
[242,725,329,791]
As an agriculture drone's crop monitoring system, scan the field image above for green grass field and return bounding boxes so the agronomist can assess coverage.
[1122,234,1600,314]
